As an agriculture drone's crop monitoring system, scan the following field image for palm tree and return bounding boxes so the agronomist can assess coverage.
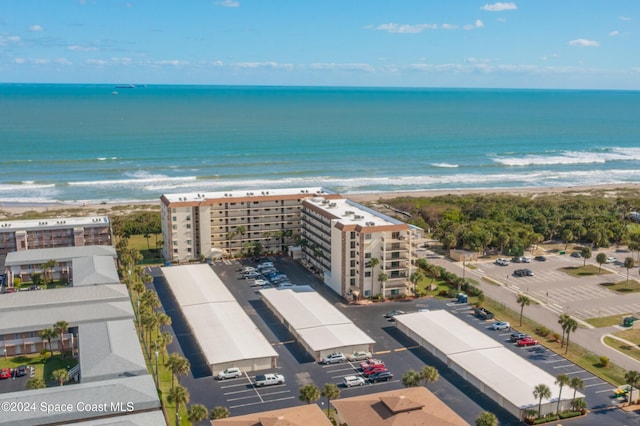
[187,404,208,424]
[421,366,439,388]
[378,272,388,299]
[564,317,578,354]
[555,374,570,414]
[533,383,552,419]
[625,370,640,406]
[402,370,421,387]
[624,257,635,282]
[141,310,159,354]
[42,259,58,284]
[51,368,69,386]
[581,246,591,266]
[235,225,247,256]
[516,294,531,327]
[54,320,69,356]
[558,314,570,347]
[561,229,574,250]
[39,328,58,358]
[410,271,423,293]
[368,257,379,298]
[596,252,607,273]
[167,385,190,426]
[299,384,320,404]
[569,377,584,410]
[475,411,498,426]
[209,406,230,420]
[165,353,190,391]
[321,383,340,416]
[157,332,173,363]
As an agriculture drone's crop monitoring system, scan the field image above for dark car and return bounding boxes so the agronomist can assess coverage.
[509,333,530,342]
[383,310,405,320]
[513,269,525,277]
[15,366,27,377]
[369,371,394,382]
[534,256,546,261]
[570,252,582,258]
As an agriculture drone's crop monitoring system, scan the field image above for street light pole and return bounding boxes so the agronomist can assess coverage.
[154,343,159,388]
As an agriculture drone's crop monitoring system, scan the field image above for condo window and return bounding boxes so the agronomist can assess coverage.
[364,252,371,259]
[173,241,178,246]
[364,234,372,240]
[172,216,177,221]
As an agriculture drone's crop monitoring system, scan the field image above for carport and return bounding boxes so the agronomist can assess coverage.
[395,310,584,420]
[162,264,278,375]
[259,286,374,361]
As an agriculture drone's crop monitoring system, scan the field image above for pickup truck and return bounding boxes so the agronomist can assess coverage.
[254,373,285,387]
[474,307,494,320]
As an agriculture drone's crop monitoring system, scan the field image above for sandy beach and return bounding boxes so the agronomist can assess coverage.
[1,183,639,219]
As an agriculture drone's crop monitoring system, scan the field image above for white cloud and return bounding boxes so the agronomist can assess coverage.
[67,45,99,51]
[29,25,43,32]
[86,59,107,65]
[309,63,375,72]
[569,38,600,47]
[441,23,458,30]
[215,0,239,7]
[14,58,25,64]
[475,19,485,28]
[153,60,189,66]
[619,16,632,21]
[464,20,484,30]
[609,30,620,37]
[632,67,640,73]
[374,23,436,33]
[481,2,517,12]
[234,61,294,70]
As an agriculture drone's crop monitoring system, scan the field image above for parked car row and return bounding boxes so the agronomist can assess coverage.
[0,365,28,379]
[239,261,295,289]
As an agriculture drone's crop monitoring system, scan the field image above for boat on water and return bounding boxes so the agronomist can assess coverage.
[111,91,118,95]
[115,84,136,89]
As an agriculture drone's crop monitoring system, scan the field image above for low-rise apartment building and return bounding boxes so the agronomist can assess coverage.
[0,216,112,255]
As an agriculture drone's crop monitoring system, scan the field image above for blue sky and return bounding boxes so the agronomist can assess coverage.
[1,1,639,89]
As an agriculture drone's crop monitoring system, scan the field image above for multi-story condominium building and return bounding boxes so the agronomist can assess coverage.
[302,197,419,299]
[161,188,422,299]
[160,188,341,262]
[0,216,112,255]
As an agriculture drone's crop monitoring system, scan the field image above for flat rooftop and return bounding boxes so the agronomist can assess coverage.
[162,187,335,203]
[0,216,109,230]
[5,245,117,266]
[304,197,405,227]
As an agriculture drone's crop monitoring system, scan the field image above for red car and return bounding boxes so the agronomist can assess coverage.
[0,368,11,379]
[359,359,383,370]
[363,366,388,377]
[517,337,539,347]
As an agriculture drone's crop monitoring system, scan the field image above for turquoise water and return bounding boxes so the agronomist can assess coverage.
[1,84,639,204]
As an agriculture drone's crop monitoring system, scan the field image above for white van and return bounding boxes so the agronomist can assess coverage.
[217,367,242,380]
[343,375,365,387]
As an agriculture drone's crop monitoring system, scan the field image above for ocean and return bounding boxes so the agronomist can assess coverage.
[1,84,639,205]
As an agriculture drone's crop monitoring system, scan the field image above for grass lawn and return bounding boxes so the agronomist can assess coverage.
[585,313,631,328]
[481,298,627,385]
[561,265,604,277]
[0,353,78,386]
[613,328,640,345]
[604,336,640,363]
[600,280,640,293]
[127,234,164,264]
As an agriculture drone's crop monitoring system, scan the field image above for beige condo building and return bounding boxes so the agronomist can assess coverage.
[160,188,422,299]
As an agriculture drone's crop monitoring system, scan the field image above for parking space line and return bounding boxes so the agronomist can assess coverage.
[223,389,257,396]
[227,394,261,402]
[564,370,585,375]
[552,364,574,369]
[585,382,609,388]
[543,358,564,364]
[595,388,615,393]
[579,376,599,381]
[258,390,292,398]
[375,350,392,355]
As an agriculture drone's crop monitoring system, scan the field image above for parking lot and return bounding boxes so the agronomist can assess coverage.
[150,256,640,425]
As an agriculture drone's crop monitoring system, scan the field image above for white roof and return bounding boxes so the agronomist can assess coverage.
[393,309,503,354]
[304,197,405,227]
[161,263,235,305]
[79,320,148,382]
[395,310,584,409]
[72,256,120,286]
[0,215,109,230]
[182,303,277,365]
[0,285,133,334]
[163,187,334,203]
[5,245,117,265]
[260,286,374,351]
[162,264,277,366]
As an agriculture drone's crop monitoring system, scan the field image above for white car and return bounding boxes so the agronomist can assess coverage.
[606,257,618,264]
[495,258,510,266]
[257,262,274,269]
[217,367,242,380]
[343,375,365,387]
[254,373,285,387]
[249,279,268,287]
[346,351,373,361]
[322,352,346,364]
[491,321,510,330]
[521,257,531,263]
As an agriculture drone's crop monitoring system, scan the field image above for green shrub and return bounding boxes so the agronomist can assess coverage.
[559,411,582,419]
[535,326,551,337]
[599,356,610,367]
